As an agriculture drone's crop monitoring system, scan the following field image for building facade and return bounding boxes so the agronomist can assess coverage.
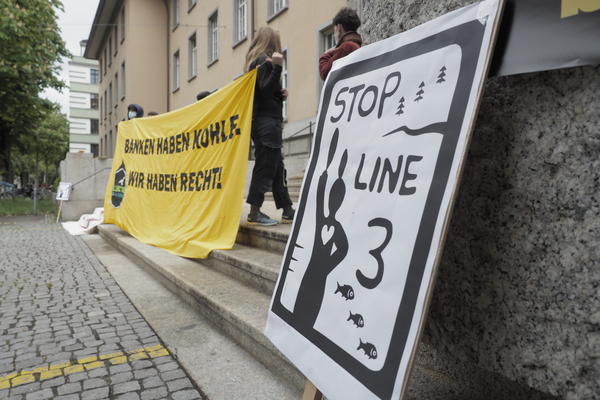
[68,56,100,155]
[85,0,351,158]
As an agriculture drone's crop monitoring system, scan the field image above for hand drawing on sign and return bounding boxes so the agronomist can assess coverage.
[293,128,349,330]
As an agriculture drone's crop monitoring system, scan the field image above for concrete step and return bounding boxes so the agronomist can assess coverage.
[83,234,301,400]
[97,224,306,392]
[202,244,281,295]
[264,191,301,202]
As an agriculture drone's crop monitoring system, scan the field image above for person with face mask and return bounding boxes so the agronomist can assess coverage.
[127,104,144,120]
[319,7,363,81]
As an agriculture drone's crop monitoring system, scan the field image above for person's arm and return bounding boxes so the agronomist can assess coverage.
[256,55,283,93]
[319,42,360,80]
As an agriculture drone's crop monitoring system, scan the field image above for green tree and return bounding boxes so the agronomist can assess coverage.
[12,100,69,186]
[0,0,69,182]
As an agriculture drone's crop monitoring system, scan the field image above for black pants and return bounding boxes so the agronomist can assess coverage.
[247,140,293,209]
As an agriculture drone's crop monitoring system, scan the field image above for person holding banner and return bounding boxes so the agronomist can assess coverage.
[244,27,295,226]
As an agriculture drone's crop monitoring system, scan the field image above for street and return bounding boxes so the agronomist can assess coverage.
[0,216,203,400]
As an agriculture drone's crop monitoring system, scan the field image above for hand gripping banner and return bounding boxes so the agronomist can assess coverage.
[265,1,503,399]
[104,70,256,258]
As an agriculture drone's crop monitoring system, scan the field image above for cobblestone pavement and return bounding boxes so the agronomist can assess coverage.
[0,216,204,400]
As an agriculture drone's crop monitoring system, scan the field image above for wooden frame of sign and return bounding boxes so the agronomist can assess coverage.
[273,1,506,399]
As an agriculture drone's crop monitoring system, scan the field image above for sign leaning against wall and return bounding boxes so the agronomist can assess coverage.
[265,1,504,399]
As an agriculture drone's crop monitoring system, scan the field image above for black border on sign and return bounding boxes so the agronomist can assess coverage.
[271,20,485,399]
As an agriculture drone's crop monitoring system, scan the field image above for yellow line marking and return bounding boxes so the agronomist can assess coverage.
[77,356,98,364]
[99,351,123,360]
[0,344,170,389]
[63,364,84,375]
[40,369,62,380]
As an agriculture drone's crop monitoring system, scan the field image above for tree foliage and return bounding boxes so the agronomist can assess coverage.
[0,0,70,182]
[12,100,69,186]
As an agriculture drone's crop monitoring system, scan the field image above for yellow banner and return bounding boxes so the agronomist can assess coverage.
[104,70,256,258]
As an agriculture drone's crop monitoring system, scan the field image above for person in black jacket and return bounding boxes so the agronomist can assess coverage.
[244,27,294,226]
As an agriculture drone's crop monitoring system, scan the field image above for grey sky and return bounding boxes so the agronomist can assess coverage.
[42,0,101,114]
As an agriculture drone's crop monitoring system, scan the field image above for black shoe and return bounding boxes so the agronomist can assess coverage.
[248,211,278,226]
[281,207,295,223]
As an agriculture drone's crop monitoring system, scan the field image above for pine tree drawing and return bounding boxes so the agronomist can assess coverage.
[396,96,405,115]
[414,82,425,102]
[436,66,447,83]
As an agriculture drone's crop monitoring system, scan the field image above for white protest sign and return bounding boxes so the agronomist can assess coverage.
[56,182,72,201]
[265,1,504,399]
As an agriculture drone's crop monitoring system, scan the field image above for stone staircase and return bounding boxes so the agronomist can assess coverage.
[96,200,555,400]
[264,175,303,203]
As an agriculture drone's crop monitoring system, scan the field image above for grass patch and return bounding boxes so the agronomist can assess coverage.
[0,197,58,217]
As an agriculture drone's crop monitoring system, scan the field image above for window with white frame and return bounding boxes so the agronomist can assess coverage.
[282,50,288,120]
[119,7,125,42]
[188,33,197,79]
[114,73,118,106]
[268,0,287,18]
[120,62,126,99]
[173,51,180,90]
[208,11,219,64]
[322,27,336,52]
[234,0,247,43]
[172,0,180,28]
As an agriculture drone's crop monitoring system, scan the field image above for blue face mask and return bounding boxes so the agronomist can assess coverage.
[128,111,137,119]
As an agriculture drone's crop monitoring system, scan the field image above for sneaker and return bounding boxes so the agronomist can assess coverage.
[248,211,278,226]
[281,207,295,223]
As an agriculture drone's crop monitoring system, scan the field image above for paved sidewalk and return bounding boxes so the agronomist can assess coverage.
[0,216,203,400]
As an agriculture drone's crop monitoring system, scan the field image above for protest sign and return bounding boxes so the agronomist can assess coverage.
[56,182,72,201]
[103,70,256,258]
[491,0,600,76]
[265,1,504,399]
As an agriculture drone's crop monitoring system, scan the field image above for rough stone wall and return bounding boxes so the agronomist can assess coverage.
[360,1,600,398]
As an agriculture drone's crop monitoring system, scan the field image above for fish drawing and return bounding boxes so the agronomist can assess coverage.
[347,311,364,327]
[334,282,354,300]
[357,339,377,359]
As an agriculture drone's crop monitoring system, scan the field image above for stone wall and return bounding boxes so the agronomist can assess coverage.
[361,1,599,398]
[59,153,113,221]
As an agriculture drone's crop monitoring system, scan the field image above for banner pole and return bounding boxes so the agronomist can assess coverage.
[56,200,63,224]
[302,381,323,400]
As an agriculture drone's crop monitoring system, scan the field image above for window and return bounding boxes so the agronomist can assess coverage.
[188,0,196,11]
[173,51,180,90]
[322,28,336,52]
[108,83,112,111]
[108,35,112,66]
[188,33,197,79]
[172,0,180,28]
[90,93,99,110]
[268,0,287,18]
[99,58,103,82]
[234,0,247,43]
[119,7,125,42]
[282,50,288,120]
[113,25,118,55]
[114,73,119,107]
[103,90,107,119]
[103,48,107,74]
[90,68,99,84]
[120,62,126,99]
[208,11,219,65]
[91,119,99,134]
